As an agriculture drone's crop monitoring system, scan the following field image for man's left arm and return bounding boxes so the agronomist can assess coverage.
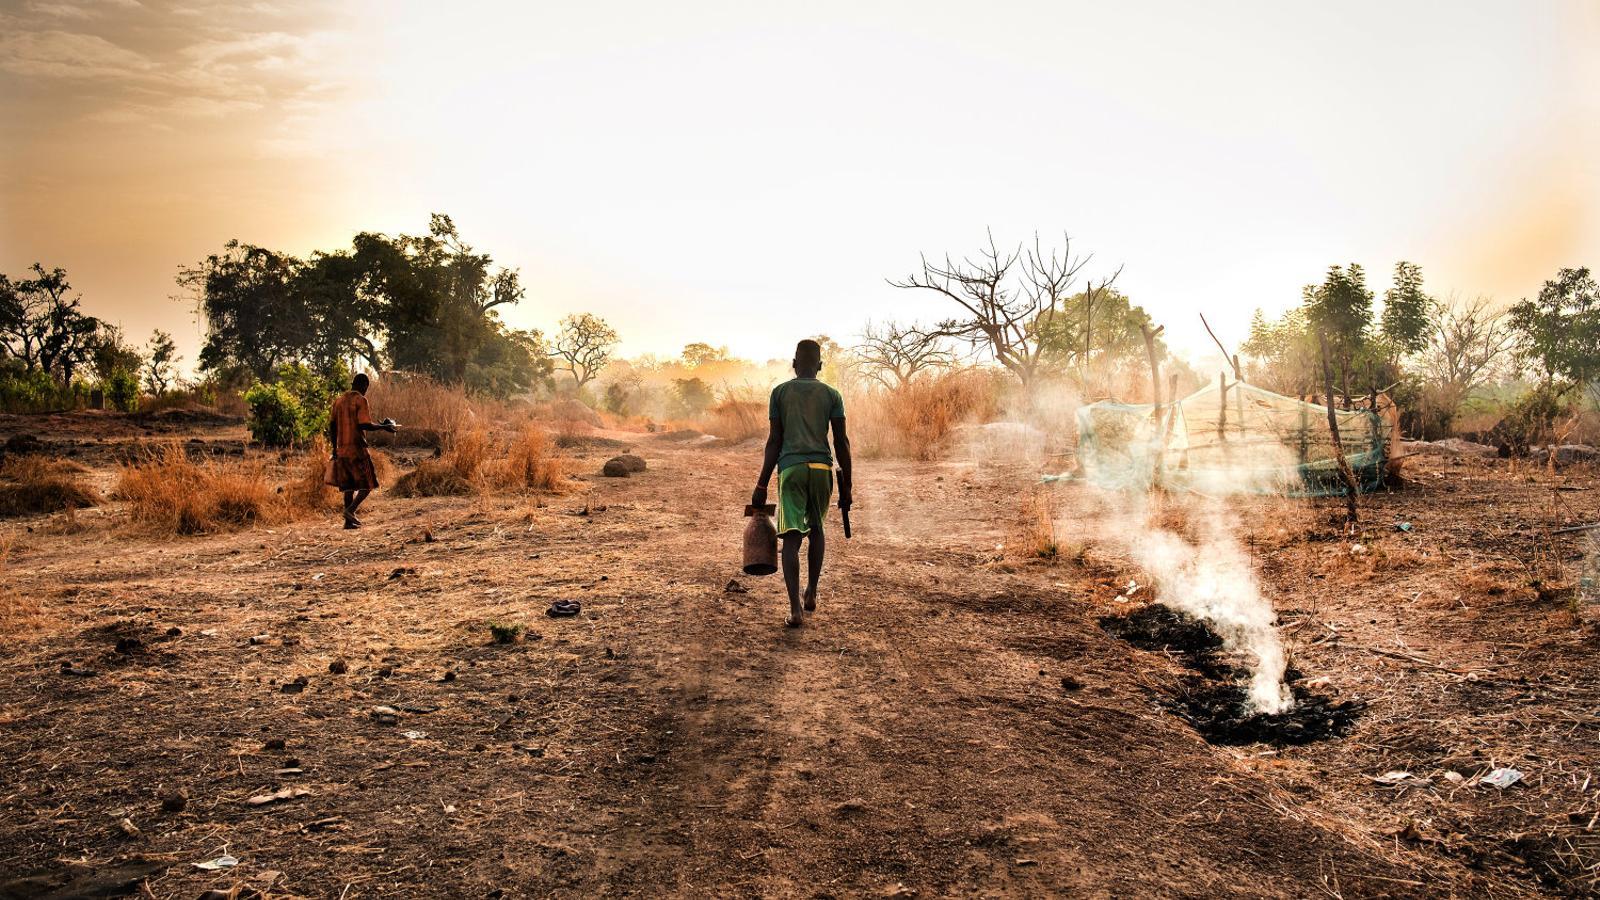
[831,417,852,510]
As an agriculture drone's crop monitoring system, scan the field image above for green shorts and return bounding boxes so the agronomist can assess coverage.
[777,462,833,536]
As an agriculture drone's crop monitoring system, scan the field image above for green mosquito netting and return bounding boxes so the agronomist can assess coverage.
[1070,381,1388,496]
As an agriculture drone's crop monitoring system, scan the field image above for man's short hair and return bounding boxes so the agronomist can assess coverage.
[352,372,370,391]
[795,339,822,367]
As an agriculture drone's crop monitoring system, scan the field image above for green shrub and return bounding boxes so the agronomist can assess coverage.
[104,369,140,412]
[0,367,78,413]
[244,382,306,446]
[243,362,348,447]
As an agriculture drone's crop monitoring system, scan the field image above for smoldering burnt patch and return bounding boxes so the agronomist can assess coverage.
[1167,678,1363,746]
[1100,603,1361,745]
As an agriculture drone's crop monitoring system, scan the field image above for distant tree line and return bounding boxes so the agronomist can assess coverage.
[1243,262,1598,441]
[181,214,570,400]
[0,263,173,412]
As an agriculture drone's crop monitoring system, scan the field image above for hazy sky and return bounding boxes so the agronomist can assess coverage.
[2,0,1596,372]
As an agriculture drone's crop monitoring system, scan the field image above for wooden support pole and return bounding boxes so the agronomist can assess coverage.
[1218,372,1229,441]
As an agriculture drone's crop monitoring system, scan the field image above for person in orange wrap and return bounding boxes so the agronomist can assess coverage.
[326,372,396,529]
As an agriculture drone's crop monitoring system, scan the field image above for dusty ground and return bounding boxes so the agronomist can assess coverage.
[1,414,1599,898]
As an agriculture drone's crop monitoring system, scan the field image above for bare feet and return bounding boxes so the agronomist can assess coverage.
[785,615,803,628]
[802,589,817,613]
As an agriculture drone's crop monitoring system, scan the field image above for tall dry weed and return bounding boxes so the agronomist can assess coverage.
[117,444,287,534]
[705,397,767,443]
[0,456,100,518]
[849,370,997,459]
[366,375,505,447]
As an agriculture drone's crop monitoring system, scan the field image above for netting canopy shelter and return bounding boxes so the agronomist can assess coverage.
[1073,381,1388,496]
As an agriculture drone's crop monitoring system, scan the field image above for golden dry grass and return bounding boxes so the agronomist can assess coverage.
[850,370,998,459]
[365,375,508,447]
[705,397,766,443]
[489,424,574,493]
[117,444,290,534]
[0,455,101,518]
[395,424,575,498]
[0,536,38,640]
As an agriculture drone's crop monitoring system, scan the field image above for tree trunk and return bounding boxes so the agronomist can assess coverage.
[1318,332,1359,528]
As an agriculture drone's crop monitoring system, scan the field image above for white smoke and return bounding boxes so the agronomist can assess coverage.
[1081,490,1293,714]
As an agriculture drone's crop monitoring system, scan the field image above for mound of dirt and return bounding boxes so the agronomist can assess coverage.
[134,408,244,429]
[1167,678,1363,746]
[555,434,630,451]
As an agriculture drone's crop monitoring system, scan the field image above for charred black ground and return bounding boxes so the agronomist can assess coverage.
[1168,678,1364,746]
[1100,603,1362,746]
[1098,603,1229,677]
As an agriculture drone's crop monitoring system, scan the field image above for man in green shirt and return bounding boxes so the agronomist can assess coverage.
[752,339,853,627]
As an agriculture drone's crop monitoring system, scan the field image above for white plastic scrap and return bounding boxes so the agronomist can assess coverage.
[1373,771,1424,785]
[1481,767,1524,789]
[194,855,238,871]
[402,730,428,740]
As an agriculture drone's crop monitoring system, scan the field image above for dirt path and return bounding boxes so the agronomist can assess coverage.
[1,432,1593,897]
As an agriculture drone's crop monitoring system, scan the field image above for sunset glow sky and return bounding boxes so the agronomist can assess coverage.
[2,0,1597,370]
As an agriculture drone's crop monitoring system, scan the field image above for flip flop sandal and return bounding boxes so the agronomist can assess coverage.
[546,600,582,618]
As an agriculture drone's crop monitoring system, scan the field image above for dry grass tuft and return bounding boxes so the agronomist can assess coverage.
[705,397,767,443]
[490,424,574,493]
[117,444,287,534]
[850,370,998,459]
[395,424,575,497]
[393,428,488,497]
[0,455,101,518]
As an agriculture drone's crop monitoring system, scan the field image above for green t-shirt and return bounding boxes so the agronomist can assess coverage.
[769,377,845,472]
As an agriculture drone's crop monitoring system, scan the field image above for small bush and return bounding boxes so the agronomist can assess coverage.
[104,369,140,413]
[117,444,285,534]
[244,382,307,446]
[0,367,80,413]
[0,456,100,517]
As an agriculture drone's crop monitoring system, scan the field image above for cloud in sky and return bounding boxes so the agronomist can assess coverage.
[1,0,1596,370]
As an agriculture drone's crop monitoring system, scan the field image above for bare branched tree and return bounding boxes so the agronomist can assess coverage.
[551,312,619,388]
[1420,294,1516,416]
[888,231,1119,390]
[854,320,956,389]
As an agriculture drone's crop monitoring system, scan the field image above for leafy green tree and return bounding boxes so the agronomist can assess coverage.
[1034,288,1164,394]
[1303,263,1373,396]
[1508,267,1600,390]
[86,322,143,385]
[552,313,619,388]
[181,242,311,381]
[1380,261,1432,356]
[681,342,728,368]
[672,376,714,417]
[143,330,179,395]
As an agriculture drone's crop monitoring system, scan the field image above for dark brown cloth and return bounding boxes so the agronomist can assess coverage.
[326,390,379,490]
[326,453,379,491]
